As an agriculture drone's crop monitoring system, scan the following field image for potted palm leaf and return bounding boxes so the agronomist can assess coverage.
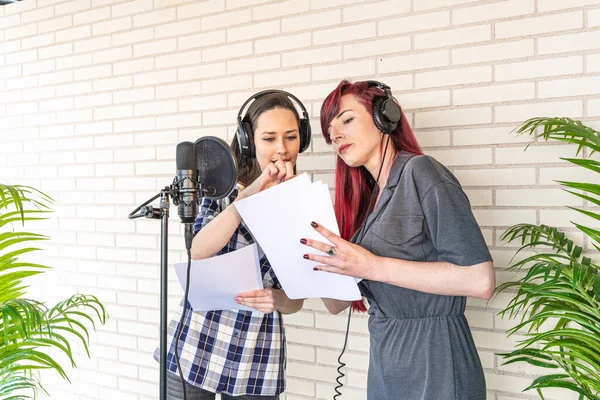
[496,118,600,400]
[0,184,108,399]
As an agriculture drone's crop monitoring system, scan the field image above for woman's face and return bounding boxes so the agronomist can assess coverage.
[327,94,382,168]
[253,108,301,171]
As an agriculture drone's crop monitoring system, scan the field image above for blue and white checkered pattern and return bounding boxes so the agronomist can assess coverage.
[159,188,286,396]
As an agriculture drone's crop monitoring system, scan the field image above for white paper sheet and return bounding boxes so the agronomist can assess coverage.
[173,243,264,312]
[234,174,361,300]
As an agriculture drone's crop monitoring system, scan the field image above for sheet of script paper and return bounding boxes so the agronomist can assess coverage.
[173,243,264,312]
[234,174,361,300]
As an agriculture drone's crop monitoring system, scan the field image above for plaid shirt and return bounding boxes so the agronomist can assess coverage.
[159,188,286,395]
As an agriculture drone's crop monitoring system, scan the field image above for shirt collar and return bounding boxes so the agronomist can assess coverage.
[385,151,416,190]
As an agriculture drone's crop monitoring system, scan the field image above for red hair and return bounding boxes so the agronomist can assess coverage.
[320,80,423,312]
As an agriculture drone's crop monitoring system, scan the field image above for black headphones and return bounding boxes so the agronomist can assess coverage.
[236,90,311,158]
[367,80,402,135]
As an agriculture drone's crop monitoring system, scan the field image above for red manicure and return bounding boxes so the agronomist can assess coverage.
[300,238,307,244]
[311,221,318,228]
[303,254,309,259]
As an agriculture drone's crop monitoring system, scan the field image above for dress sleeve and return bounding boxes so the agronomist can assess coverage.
[421,182,492,266]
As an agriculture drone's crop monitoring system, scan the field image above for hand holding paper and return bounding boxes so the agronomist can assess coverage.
[235,288,280,313]
[234,174,361,301]
[302,221,377,281]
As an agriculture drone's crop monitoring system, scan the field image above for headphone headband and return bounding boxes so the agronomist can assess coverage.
[237,89,309,123]
[367,80,396,101]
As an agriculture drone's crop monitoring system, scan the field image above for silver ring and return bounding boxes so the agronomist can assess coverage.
[326,246,337,257]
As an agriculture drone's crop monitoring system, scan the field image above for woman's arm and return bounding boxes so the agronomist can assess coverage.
[321,299,351,315]
[190,199,243,260]
[273,290,304,314]
[189,182,280,260]
[373,258,495,299]
[304,223,496,300]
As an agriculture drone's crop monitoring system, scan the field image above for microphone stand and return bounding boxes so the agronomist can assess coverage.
[128,184,177,400]
[127,136,236,399]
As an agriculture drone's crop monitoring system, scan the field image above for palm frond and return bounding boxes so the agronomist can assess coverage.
[0,185,53,227]
[0,210,52,230]
[515,117,600,155]
[498,117,600,399]
[0,370,47,400]
[0,184,107,399]
[562,158,600,174]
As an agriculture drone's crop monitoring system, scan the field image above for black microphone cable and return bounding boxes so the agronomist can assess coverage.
[333,133,391,399]
[333,305,352,399]
[174,244,193,400]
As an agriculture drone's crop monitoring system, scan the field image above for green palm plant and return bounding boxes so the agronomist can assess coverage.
[0,184,108,399]
[496,118,600,400]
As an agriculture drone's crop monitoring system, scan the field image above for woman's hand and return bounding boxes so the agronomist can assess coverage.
[240,160,294,199]
[235,288,282,313]
[301,222,380,281]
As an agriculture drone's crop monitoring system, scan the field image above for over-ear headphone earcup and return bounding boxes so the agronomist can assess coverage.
[382,99,400,132]
[368,81,402,135]
[242,120,254,157]
[372,96,389,134]
[299,118,311,153]
[236,119,255,158]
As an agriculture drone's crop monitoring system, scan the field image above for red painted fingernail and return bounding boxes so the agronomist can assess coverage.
[303,254,309,259]
[311,221,318,228]
[313,267,318,271]
[300,238,307,244]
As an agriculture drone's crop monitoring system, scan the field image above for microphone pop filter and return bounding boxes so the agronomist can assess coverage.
[194,136,238,200]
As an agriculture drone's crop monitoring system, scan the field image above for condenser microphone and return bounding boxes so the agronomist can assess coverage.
[175,142,198,249]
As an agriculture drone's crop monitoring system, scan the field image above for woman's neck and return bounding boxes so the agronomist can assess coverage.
[365,145,398,191]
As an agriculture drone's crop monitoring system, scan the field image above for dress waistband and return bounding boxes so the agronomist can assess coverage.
[372,313,465,321]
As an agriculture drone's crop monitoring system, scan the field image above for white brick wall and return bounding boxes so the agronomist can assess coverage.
[1,0,599,399]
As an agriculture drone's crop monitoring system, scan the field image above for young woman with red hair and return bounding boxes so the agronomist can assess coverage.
[300,80,495,400]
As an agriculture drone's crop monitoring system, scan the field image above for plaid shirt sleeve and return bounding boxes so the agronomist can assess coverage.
[260,255,282,290]
[193,197,222,235]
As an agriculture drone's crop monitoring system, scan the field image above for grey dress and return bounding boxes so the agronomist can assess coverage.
[353,152,492,400]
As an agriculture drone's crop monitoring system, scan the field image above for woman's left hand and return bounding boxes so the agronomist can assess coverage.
[235,288,281,313]
[301,221,380,281]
